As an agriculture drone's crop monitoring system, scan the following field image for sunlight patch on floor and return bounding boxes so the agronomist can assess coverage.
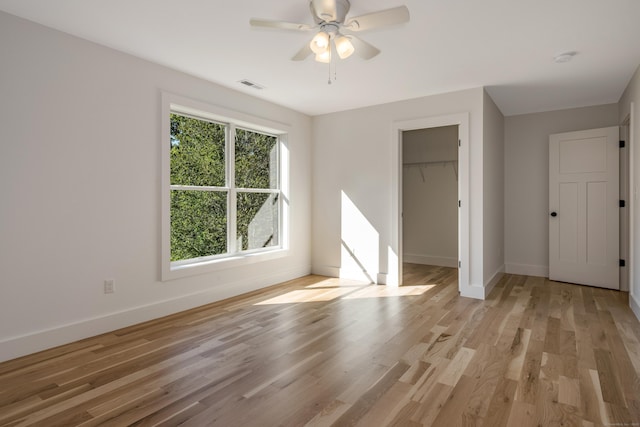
[254,287,359,305]
[304,278,369,289]
[342,284,436,299]
[254,282,436,305]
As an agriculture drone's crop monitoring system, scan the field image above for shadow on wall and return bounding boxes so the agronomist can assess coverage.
[340,191,398,285]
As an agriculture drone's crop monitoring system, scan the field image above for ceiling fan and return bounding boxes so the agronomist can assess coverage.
[250,0,410,63]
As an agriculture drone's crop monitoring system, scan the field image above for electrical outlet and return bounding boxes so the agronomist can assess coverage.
[104,279,115,294]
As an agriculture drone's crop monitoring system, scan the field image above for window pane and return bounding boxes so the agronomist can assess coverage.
[235,129,278,189]
[171,190,227,261]
[170,114,225,187]
[237,192,279,251]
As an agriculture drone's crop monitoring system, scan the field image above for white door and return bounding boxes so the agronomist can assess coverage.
[549,126,619,289]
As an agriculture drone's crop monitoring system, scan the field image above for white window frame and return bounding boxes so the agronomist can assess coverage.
[161,93,290,281]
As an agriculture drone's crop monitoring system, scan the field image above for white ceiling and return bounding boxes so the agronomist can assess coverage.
[1,0,639,116]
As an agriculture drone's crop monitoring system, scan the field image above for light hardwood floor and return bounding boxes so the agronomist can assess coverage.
[1,264,640,426]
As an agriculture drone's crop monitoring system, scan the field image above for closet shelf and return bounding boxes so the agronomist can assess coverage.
[403,160,458,182]
[403,160,457,166]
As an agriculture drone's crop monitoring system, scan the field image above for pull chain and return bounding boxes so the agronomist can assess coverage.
[327,41,337,85]
[327,41,333,84]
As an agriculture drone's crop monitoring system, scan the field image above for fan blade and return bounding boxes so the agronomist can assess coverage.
[344,6,410,32]
[349,36,380,60]
[250,18,314,31]
[292,43,313,61]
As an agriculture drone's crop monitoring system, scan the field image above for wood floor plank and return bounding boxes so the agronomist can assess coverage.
[588,368,611,426]
[559,375,581,408]
[597,308,640,408]
[506,401,537,427]
[516,338,544,405]
[430,374,478,426]
[534,378,581,427]
[354,380,414,426]
[459,344,507,424]
[505,327,531,381]
[413,382,454,426]
[332,361,410,426]
[593,348,626,405]
[304,399,351,427]
[1,265,639,426]
[481,377,518,427]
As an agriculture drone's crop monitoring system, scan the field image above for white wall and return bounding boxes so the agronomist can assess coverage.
[0,12,312,362]
[619,64,640,320]
[504,103,619,277]
[402,126,458,267]
[482,91,505,292]
[311,87,487,297]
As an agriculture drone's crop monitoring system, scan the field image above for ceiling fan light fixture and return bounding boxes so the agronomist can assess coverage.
[334,34,354,59]
[315,47,332,63]
[250,0,411,78]
[310,31,330,54]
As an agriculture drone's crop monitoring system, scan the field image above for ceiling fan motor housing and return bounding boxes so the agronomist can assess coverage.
[310,0,351,23]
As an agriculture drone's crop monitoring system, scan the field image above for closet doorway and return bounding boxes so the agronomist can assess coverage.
[402,125,459,278]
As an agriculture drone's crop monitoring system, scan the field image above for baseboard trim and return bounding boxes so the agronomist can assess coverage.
[459,266,505,301]
[0,266,310,363]
[404,254,458,268]
[310,266,393,285]
[505,263,548,278]
[311,265,340,278]
[484,265,506,298]
[460,284,486,300]
[630,293,640,322]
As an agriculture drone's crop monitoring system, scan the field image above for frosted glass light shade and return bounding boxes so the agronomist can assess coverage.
[334,35,354,59]
[310,32,330,54]
[315,47,331,63]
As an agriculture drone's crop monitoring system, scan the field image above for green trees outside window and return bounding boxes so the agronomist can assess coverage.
[169,113,280,262]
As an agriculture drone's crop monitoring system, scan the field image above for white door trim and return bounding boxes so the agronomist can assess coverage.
[391,113,470,295]
[620,120,630,292]
[628,102,639,318]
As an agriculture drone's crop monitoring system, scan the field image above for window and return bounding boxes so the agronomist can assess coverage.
[161,94,289,280]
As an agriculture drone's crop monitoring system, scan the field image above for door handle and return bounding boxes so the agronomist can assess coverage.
[550,211,557,217]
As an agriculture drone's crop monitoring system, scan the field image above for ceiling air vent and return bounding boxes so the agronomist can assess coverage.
[238,79,265,90]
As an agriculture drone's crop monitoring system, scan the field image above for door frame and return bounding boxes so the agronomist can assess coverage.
[391,113,469,293]
[626,102,637,309]
[621,117,631,292]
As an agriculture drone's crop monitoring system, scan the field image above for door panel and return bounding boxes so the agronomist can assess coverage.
[558,182,578,262]
[586,181,607,264]
[559,137,607,173]
[549,127,619,289]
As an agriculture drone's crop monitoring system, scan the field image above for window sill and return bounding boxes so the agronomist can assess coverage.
[161,248,289,282]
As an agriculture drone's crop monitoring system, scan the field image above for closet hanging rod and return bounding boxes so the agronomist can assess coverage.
[403,160,457,166]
